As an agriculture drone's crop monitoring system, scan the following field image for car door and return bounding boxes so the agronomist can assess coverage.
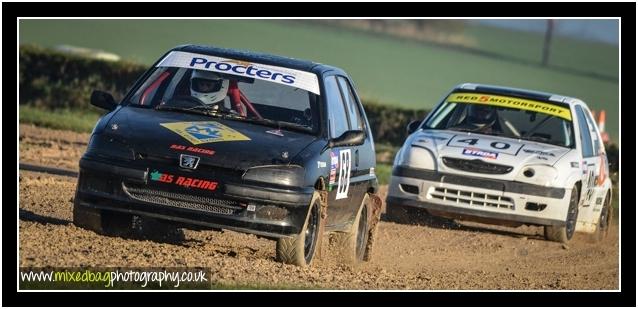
[579,106,609,208]
[336,76,373,210]
[323,75,359,228]
[574,105,601,207]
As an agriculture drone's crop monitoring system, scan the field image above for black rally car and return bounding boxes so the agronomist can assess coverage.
[73,45,380,266]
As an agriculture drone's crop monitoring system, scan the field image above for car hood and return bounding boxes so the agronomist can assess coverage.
[409,129,572,180]
[104,106,318,171]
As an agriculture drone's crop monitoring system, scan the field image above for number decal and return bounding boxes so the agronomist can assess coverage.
[457,138,479,145]
[336,149,351,200]
[490,141,510,150]
[448,136,522,156]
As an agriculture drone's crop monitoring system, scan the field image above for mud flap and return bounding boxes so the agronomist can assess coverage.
[315,190,329,260]
[364,193,383,261]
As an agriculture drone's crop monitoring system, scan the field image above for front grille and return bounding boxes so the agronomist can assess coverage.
[429,186,515,210]
[442,157,513,174]
[122,183,242,215]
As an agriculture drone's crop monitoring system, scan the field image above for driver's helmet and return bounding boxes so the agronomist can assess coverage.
[467,104,497,126]
[190,70,229,106]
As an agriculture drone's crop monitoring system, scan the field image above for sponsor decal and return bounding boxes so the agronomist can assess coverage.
[462,147,498,160]
[570,162,580,168]
[266,129,284,137]
[150,170,173,183]
[317,161,327,168]
[522,149,556,157]
[329,151,338,185]
[111,124,118,131]
[170,144,215,156]
[160,121,250,145]
[536,156,548,161]
[149,170,218,191]
[179,154,200,170]
[336,149,352,200]
[447,92,572,121]
[157,51,320,95]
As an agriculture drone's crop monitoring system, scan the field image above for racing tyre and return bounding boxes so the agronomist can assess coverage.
[333,194,370,265]
[276,192,322,267]
[591,192,613,242]
[545,186,579,243]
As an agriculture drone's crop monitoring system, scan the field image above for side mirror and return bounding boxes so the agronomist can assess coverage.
[406,120,422,134]
[90,90,117,111]
[329,130,365,148]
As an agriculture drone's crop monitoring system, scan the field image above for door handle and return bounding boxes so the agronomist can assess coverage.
[355,149,359,167]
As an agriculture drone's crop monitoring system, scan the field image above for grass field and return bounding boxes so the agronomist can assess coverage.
[19,19,619,141]
[19,106,100,133]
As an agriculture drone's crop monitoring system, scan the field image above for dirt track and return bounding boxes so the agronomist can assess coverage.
[18,124,619,289]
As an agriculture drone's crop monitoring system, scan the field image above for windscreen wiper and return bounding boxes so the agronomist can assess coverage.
[240,117,311,133]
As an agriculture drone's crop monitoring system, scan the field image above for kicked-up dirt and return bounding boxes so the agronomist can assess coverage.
[18,124,619,289]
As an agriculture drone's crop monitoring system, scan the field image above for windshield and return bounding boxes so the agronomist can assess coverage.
[127,66,320,134]
[424,92,575,148]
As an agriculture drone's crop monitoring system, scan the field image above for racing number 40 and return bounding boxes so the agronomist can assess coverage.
[336,149,351,200]
[457,138,511,150]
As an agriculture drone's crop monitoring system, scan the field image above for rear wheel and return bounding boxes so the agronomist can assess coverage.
[591,193,613,242]
[334,194,370,265]
[545,186,579,243]
[276,192,321,267]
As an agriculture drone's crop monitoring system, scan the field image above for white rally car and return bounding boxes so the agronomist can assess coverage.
[386,83,613,243]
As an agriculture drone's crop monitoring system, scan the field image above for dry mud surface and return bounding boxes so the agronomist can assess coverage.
[19,124,619,289]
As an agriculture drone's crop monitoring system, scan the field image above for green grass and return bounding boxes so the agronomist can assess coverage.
[375,163,392,186]
[18,19,619,142]
[19,105,100,133]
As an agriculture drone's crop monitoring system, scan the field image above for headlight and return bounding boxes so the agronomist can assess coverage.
[514,164,558,186]
[86,134,135,161]
[396,145,436,170]
[243,165,305,187]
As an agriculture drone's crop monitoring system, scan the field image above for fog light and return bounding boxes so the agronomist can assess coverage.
[256,205,289,220]
[523,168,535,178]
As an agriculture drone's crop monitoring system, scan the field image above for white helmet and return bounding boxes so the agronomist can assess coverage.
[190,70,229,106]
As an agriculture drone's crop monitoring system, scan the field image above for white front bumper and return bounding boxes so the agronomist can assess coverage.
[387,172,572,226]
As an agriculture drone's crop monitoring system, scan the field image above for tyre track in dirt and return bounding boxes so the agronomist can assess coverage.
[18,124,619,289]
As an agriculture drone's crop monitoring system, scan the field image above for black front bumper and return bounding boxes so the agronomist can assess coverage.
[76,158,313,238]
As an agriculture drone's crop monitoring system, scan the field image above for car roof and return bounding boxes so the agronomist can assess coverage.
[172,44,346,77]
[453,83,586,106]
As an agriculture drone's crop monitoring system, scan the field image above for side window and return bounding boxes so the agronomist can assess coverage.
[337,76,363,131]
[582,108,602,156]
[575,106,594,158]
[324,76,350,138]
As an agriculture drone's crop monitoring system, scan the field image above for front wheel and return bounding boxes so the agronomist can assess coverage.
[275,192,322,267]
[545,186,579,243]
